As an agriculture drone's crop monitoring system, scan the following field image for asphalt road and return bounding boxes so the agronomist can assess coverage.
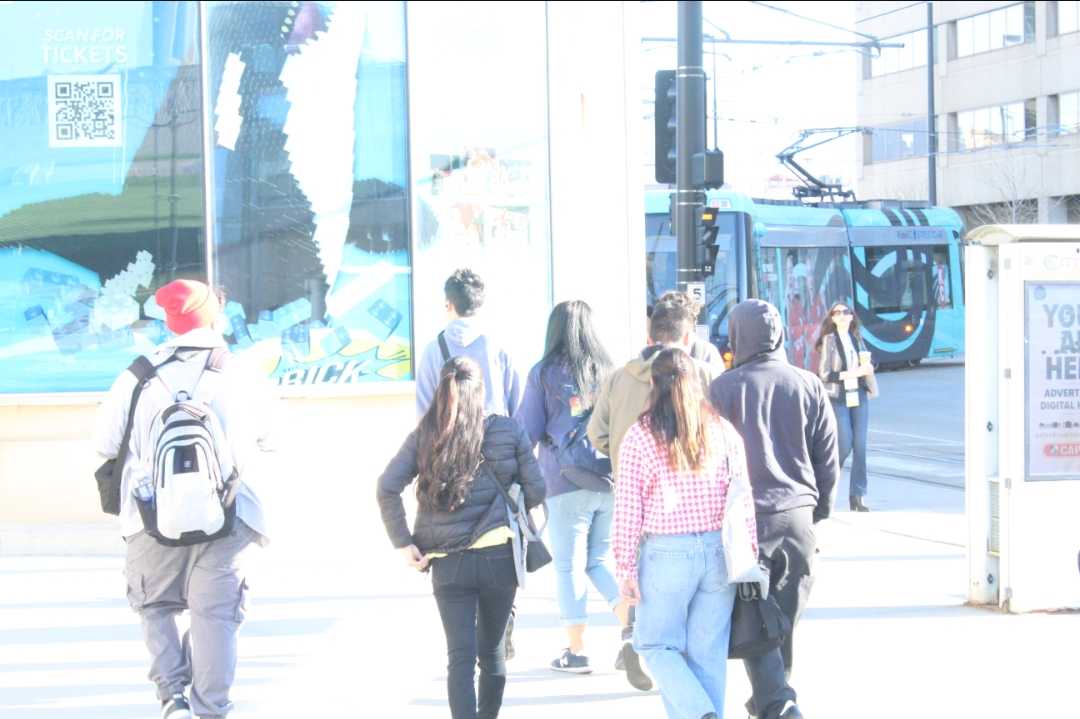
[859,358,966,492]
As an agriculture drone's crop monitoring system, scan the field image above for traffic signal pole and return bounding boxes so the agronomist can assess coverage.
[676,1,706,297]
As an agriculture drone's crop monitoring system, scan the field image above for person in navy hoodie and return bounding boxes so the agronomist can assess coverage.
[517,300,648,690]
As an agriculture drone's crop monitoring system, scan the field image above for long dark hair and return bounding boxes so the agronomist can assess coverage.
[815,301,863,351]
[539,300,613,411]
[416,355,486,512]
[641,348,717,473]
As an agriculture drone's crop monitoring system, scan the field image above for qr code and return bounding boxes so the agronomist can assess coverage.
[47,75,122,148]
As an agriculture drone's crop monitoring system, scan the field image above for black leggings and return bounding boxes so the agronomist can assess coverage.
[430,542,518,719]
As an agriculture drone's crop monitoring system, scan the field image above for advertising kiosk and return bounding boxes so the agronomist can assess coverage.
[966,224,1080,612]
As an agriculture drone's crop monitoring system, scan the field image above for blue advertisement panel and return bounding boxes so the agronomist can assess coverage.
[206,1,412,387]
[0,1,206,393]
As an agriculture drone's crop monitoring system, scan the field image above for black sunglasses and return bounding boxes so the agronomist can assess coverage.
[831,309,853,316]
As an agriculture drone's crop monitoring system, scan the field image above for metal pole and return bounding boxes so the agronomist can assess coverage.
[927,2,938,206]
[676,1,705,294]
[198,1,216,287]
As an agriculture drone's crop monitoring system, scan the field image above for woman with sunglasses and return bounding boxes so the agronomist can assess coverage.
[815,302,878,512]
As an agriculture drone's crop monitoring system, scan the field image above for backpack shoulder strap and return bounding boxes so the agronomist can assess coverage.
[205,347,232,373]
[437,331,451,363]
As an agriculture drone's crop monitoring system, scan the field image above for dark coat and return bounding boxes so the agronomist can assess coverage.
[707,300,839,520]
[376,415,546,555]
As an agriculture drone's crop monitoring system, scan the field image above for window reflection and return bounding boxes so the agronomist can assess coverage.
[0,1,205,393]
[206,1,412,386]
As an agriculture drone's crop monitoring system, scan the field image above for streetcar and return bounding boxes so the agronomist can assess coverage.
[644,189,966,370]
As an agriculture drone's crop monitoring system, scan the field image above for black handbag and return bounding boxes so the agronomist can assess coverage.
[555,408,614,494]
[728,582,792,659]
[484,464,552,573]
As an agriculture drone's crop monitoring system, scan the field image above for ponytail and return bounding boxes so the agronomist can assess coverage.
[641,348,716,474]
[416,355,486,511]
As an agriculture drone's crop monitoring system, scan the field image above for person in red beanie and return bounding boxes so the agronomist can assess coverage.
[93,279,281,719]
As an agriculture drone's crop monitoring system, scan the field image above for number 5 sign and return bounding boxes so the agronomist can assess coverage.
[686,282,706,304]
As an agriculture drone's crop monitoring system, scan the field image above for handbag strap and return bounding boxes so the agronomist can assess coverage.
[112,355,160,473]
[437,331,451,362]
[481,461,546,540]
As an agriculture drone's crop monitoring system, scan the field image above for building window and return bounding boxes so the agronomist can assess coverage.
[407,2,552,366]
[955,2,1034,57]
[956,100,1037,149]
[870,119,929,162]
[1058,1,1080,35]
[1058,91,1080,133]
[870,29,927,77]
[0,1,206,394]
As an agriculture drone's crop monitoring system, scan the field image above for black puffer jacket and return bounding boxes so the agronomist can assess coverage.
[377,415,546,555]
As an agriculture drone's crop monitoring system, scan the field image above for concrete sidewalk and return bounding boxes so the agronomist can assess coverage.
[2,471,1076,719]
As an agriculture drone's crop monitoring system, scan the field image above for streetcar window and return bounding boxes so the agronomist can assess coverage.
[931,245,953,309]
[771,246,852,372]
[862,246,932,314]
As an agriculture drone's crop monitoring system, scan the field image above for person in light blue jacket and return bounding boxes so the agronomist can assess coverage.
[415,269,524,420]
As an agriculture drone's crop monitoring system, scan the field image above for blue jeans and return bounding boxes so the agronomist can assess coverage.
[832,386,870,497]
[634,530,736,719]
[546,489,622,625]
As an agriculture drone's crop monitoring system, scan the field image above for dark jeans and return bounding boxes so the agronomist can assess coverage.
[832,386,870,497]
[431,541,518,719]
[744,507,817,719]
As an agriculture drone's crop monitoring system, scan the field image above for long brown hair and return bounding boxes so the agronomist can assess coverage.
[416,355,486,512]
[815,301,863,351]
[640,348,717,473]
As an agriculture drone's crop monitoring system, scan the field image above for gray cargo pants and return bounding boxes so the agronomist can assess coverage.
[123,519,258,719]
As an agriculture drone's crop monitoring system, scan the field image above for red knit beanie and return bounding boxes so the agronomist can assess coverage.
[155,280,220,335]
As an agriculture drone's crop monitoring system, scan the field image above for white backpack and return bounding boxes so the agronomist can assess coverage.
[132,348,240,546]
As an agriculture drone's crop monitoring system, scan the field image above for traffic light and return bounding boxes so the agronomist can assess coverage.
[654,70,677,184]
[696,206,720,277]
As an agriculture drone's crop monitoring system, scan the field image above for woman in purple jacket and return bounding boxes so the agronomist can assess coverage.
[518,301,648,689]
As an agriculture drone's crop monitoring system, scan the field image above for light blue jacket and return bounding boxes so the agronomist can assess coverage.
[415,317,524,420]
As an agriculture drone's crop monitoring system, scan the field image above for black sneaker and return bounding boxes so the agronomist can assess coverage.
[550,648,592,673]
[620,627,653,691]
[162,693,192,719]
[504,613,515,661]
[614,647,625,671]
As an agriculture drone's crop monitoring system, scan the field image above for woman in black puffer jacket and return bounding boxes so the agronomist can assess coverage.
[377,354,545,719]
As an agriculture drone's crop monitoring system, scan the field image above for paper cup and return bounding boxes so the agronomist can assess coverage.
[859,351,872,366]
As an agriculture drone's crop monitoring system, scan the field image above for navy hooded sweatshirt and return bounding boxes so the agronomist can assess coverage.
[706,300,839,519]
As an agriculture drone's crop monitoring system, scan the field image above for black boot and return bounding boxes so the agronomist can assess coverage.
[849,495,870,512]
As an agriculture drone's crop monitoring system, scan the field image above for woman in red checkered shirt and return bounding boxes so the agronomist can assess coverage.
[613,347,761,719]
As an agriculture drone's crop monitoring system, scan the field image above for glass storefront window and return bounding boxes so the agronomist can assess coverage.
[406,1,551,369]
[0,1,205,393]
[205,1,412,386]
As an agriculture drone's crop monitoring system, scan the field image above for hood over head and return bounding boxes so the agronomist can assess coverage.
[443,317,484,348]
[728,299,787,367]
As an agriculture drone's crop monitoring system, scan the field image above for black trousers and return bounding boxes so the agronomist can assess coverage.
[430,542,518,719]
[744,506,817,719]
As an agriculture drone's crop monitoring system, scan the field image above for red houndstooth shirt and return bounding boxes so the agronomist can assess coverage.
[613,416,757,580]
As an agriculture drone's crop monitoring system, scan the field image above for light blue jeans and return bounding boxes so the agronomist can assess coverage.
[634,530,736,719]
[545,489,622,626]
